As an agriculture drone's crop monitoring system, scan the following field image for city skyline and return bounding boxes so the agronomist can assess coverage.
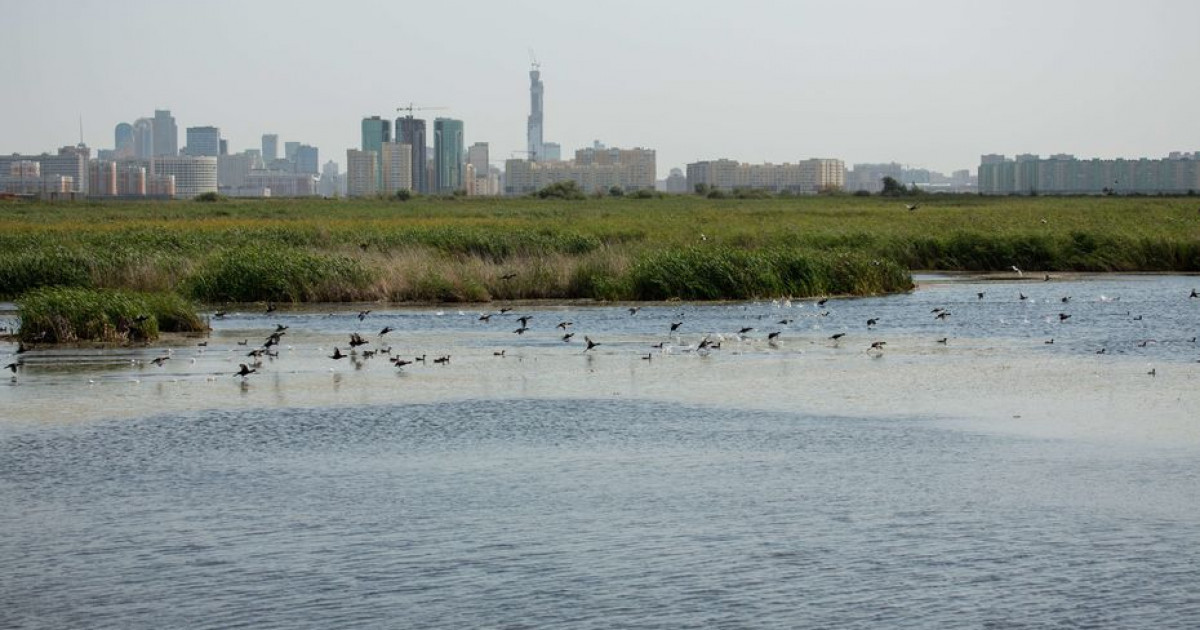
[6,0,1200,176]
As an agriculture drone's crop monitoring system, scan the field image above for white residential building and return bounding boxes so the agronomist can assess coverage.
[151,156,218,198]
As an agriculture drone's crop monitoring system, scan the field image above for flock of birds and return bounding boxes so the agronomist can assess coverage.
[3,281,1199,383]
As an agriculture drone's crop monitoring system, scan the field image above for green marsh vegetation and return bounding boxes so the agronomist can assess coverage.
[2,194,1198,310]
[16,287,207,343]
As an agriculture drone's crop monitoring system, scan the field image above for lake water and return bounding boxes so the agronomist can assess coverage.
[2,274,1199,628]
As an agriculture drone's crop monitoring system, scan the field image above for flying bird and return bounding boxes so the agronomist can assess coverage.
[330,347,346,360]
[585,336,600,351]
[562,332,575,342]
[1011,265,1023,276]
[150,355,170,366]
[234,364,256,377]
[357,310,371,321]
[869,341,887,351]
[905,204,919,211]
[866,318,879,328]
[500,273,518,280]
[670,321,683,332]
[379,326,394,336]
[830,333,846,341]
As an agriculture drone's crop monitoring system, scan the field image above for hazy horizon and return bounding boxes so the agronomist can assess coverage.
[8,0,1200,175]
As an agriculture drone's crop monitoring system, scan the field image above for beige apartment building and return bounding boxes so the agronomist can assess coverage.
[504,146,656,195]
[686,158,845,194]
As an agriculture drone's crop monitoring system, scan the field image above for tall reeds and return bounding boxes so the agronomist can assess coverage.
[18,287,206,343]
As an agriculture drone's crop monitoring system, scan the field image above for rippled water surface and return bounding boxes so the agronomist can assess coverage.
[3,275,1200,628]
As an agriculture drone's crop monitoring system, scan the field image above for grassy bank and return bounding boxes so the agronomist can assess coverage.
[1,195,1197,303]
[17,287,207,343]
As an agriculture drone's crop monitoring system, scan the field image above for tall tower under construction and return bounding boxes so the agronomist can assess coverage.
[526,60,544,162]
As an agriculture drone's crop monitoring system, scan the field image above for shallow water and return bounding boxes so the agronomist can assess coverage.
[2,275,1200,627]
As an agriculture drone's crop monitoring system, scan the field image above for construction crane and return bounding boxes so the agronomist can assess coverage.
[396,103,448,117]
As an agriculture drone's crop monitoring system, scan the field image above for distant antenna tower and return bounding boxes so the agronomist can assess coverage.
[529,48,540,70]
[78,114,84,146]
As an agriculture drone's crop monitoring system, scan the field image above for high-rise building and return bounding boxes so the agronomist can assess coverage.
[3,160,40,194]
[295,145,319,175]
[114,123,134,159]
[380,142,413,195]
[467,142,489,176]
[664,167,689,193]
[117,164,147,196]
[346,149,379,197]
[362,116,390,188]
[542,142,561,161]
[185,126,221,157]
[319,160,341,197]
[434,118,464,193]
[151,109,178,156]
[0,145,90,195]
[262,134,279,162]
[219,139,228,156]
[527,63,544,161]
[285,141,300,162]
[395,116,428,193]
[218,151,262,190]
[465,143,499,196]
[88,160,118,196]
[147,174,176,197]
[151,156,218,198]
[133,118,154,159]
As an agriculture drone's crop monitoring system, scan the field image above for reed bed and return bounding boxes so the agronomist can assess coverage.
[17,287,207,343]
[2,195,1197,305]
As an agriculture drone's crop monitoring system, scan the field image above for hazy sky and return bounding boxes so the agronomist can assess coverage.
[8,0,1200,175]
